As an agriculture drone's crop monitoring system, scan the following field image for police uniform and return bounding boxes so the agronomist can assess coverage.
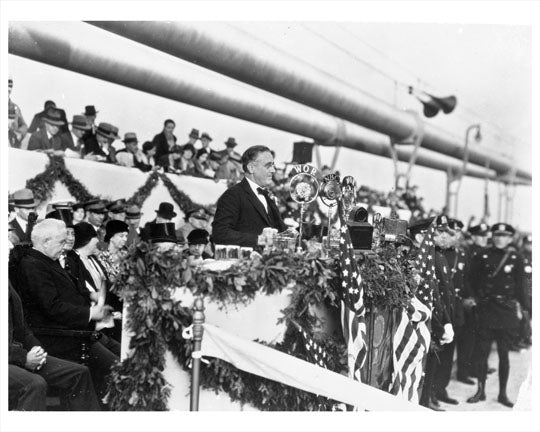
[432,234,460,405]
[453,223,492,383]
[409,217,452,411]
[519,235,532,345]
[467,223,525,407]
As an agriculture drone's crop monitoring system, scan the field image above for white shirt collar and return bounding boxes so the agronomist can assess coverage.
[15,214,28,231]
[245,177,268,212]
[245,177,264,194]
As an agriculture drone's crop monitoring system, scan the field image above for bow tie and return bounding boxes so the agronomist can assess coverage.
[257,187,269,196]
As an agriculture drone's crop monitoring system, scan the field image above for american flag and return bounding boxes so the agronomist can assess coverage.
[390,218,437,402]
[290,320,329,369]
[337,203,367,381]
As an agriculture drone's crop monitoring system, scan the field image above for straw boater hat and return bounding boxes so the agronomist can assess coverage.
[96,122,120,140]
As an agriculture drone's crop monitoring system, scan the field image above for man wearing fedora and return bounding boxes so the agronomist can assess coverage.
[152,119,178,164]
[27,107,69,155]
[467,223,527,408]
[116,132,147,170]
[83,200,107,248]
[142,202,177,241]
[212,145,288,248]
[82,122,119,164]
[198,132,213,155]
[27,100,68,135]
[183,128,200,147]
[9,188,39,246]
[125,205,143,247]
[60,114,92,158]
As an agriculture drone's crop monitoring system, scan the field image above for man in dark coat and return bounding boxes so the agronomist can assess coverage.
[432,218,465,406]
[9,282,100,411]
[8,188,39,246]
[27,100,68,134]
[411,217,454,411]
[212,145,288,248]
[456,223,490,384]
[467,223,526,407]
[27,107,70,154]
[60,114,92,157]
[15,219,119,401]
[82,122,119,164]
[152,119,177,164]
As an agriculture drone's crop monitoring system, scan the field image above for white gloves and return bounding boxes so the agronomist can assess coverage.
[440,323,454,345]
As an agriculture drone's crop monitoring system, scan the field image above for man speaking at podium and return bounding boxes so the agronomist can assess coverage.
[212,145,287,248]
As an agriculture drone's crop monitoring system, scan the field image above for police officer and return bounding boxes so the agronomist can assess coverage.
[431,216,460,406]
[467,223,525,407]
[410,217,454,411]
[519,234,532,347]
[454,223,490,384]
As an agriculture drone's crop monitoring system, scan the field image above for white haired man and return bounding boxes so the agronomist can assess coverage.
[15,219,120,403]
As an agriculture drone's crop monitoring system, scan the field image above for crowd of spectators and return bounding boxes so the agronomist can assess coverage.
[9,76,433,224]
[9,77,244,182]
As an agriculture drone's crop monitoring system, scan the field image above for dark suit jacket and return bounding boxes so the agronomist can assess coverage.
[212,178,286,247]
[9,282,41,367]
[8,218,29,246]
[27,128,64,152]
[152,131,177,164]
[17,248,93,358]
[60,131,82,153]
[81,134,117,164]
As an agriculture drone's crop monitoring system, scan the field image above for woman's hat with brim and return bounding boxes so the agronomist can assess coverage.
[187,228,209,245]
[73,222,98,249]
[148,222,178,243]
[104,220,129,243]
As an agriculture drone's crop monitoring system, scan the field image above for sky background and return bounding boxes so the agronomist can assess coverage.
[3,2,537,233]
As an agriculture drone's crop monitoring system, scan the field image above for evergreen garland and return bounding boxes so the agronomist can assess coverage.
[126,170,161,207]
[25,156,96,203]
[158,172,209,215]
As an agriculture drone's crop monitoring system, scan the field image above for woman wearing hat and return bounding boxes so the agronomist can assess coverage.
[97,220,130,283]
[66,223,122,344]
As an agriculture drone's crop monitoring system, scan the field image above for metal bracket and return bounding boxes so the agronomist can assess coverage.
[389,110,425,189]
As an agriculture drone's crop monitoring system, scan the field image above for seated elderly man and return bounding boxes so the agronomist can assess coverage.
[9,281,100,411]
[15,219,119,402]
